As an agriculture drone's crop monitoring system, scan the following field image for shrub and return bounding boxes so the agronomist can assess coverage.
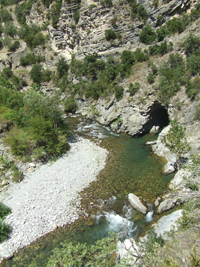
[30,64,43,84]
[20,53,36,66]
[0,220,11,242]
[8,40,20,52]
[64,96,77,113]
[73,10,79,24]
[0,9,12,22]
[133,48,149,62]
[138,5,148,21]
[147,73,155,84]
[131,2,138,18]
[4,22,17,37]
[139,25,157,44]
[187,54,200,75]
[114,85,124,101]
[186,77,200,100]
[186,181,199,191]
[51,0,62,28]
[128,82,140,96]
[183,34,200,56]
[105,29,116,41]
[0,203,11,219]
[47,235,117,267]
[57,57,69,78]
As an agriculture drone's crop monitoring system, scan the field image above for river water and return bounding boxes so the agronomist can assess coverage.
[1,116,174,266]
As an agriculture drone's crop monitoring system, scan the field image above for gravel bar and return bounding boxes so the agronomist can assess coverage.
[0,138,108,261]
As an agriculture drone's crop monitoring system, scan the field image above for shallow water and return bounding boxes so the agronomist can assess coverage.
[1,116,174,267]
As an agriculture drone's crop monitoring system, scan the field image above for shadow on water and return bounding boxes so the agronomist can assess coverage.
[1,116,174,267]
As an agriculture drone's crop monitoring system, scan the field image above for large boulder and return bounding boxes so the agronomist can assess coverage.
[128,193,147,214]
[162,161,176,174]
[153,210,183,237]
[157,198,177,214]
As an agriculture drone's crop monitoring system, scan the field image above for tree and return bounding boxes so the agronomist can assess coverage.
[164,119,191,169]
[57,57,69,78]
[30,64,43,84]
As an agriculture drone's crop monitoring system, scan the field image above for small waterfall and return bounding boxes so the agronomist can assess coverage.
[145,203,154,222]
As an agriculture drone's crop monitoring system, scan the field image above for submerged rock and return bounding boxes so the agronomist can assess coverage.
[128,193,147,214]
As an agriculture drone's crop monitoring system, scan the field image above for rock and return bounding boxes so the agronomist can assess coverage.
[27,167,35,173]
[157,198,177,214]
[128,193,147,214]
[150,125,160,133]
[117,238,139,265]
[162,161,176,174]
[0,245,13,260]
[153,210,183,237]
[146,141,157,145]
[169,169,191,189]
[154,197,161,207]
[29,163,36,168]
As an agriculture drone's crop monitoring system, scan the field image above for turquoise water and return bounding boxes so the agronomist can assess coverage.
[0,117,174,267]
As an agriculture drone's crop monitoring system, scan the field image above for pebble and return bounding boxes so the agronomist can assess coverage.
[0,138,108,262]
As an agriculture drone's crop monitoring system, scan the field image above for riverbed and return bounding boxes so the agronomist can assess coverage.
[0,116,174,266]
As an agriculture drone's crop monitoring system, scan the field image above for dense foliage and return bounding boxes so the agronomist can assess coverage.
[0,203,11,242]
[47,235,118,266]
[0,70,70,161]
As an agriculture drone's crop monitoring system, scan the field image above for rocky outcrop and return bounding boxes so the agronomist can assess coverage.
[46,0,191,60]
[128,193,147,214]
[78,98,169,136]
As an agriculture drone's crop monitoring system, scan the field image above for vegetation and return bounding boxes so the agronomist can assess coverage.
[0,202,11,242]
[47,235,118,266]
[164,119,191,169]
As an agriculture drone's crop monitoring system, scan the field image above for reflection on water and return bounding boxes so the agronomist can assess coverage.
[1,116,174,267]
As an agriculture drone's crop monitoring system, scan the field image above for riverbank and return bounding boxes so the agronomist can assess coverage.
[0,137,108,262]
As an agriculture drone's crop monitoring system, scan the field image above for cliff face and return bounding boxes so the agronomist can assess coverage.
[49,0,191,59]
[0,0,200,140]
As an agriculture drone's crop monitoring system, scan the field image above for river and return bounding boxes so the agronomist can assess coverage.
[1,115,174,266]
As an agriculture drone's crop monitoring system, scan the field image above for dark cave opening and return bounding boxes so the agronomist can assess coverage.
[142,101,169,135]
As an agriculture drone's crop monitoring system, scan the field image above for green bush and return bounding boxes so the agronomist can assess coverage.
[73,10,79,24]
[139,25,157,44]
[30,64,43,84]
[133,48,149,62]
[183,34,200,56]
[138,5,148,21]
[186,77,200,100]
[0,9,12,22]
[187,54,200,75]
[47,235,117,267]
[0,203,11,219]
[57,57,69,78]
[0,220,11,243]
[51,0,62,28]
[8,40,20,52]
[4,22,17,37]
[64,96,77,113]
[114,85,124,101]
[105,29,116,41]
[131,2,138,18]
[186,181,199,191]
[147,73,155,84]
[128,82,140,96]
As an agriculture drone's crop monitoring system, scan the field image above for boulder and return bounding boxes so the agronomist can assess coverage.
[153,210,183,237]
[128,193,147,214]
[169,169,191,189]
[157,198,177,214]
[162,161,176,174]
